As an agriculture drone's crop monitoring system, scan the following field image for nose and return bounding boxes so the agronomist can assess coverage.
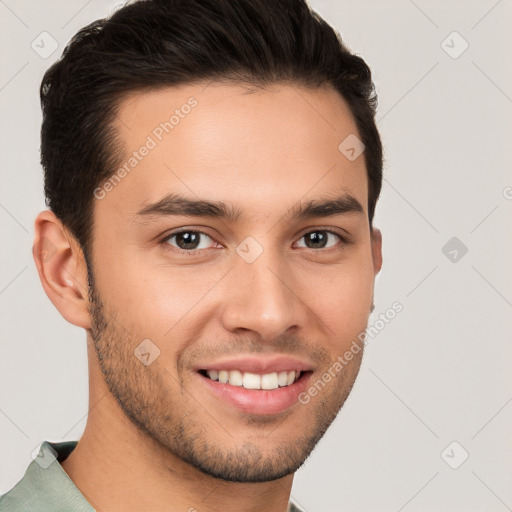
[220,250,302,342]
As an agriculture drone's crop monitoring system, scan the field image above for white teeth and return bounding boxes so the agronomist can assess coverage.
[261,372,279,390]
[206,370,218,381]
[242,372,261,389]
[229,370,243,387]
[278,371,288,387]
[205,369,300,390]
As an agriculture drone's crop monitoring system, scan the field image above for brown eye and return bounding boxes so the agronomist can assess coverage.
[296,230,342,249]
[164,230,216,251]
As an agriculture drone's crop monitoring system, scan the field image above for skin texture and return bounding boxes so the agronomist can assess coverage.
[33,82,382,512]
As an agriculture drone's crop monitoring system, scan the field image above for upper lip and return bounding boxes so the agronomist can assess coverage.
[194,355,314,374]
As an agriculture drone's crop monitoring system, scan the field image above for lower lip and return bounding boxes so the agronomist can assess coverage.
[197,372,312,415]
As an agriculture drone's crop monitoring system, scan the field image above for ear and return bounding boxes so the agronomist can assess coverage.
[370,227,383,275]
[33,210,92,329]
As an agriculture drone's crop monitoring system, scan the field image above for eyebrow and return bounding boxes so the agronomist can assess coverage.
[134,192,364,222]
[135,193,242,221]
[288,194,364,220]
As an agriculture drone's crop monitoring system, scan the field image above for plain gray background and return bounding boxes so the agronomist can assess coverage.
[1,1,511,510]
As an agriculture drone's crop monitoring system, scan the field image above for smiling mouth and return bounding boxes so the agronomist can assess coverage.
[199,369,307,390]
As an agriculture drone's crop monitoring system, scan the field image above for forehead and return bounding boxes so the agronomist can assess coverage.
[100,82,368,222]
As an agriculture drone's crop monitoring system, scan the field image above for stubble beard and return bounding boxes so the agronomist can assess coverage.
[86,273,364,482]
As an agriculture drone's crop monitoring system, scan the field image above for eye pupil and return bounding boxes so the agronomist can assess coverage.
[305,231,327,248]
[176,231,200,250]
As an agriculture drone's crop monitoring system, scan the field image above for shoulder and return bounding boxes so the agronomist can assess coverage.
[0,441,92,512]
[289,501,308,512]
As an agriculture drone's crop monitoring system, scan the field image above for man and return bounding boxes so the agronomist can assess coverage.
[0,0,383,510]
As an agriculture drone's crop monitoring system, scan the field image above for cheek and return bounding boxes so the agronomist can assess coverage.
[305,254,375,340]
[92,230,375,345]
[93,251,225,338]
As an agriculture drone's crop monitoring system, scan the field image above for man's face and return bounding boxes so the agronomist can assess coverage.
[87,82,381,482]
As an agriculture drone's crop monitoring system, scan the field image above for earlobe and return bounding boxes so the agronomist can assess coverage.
[33,210,92,329]
[370,227,383,275]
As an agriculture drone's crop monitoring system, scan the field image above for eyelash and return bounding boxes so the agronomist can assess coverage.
[159,229,349,256]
